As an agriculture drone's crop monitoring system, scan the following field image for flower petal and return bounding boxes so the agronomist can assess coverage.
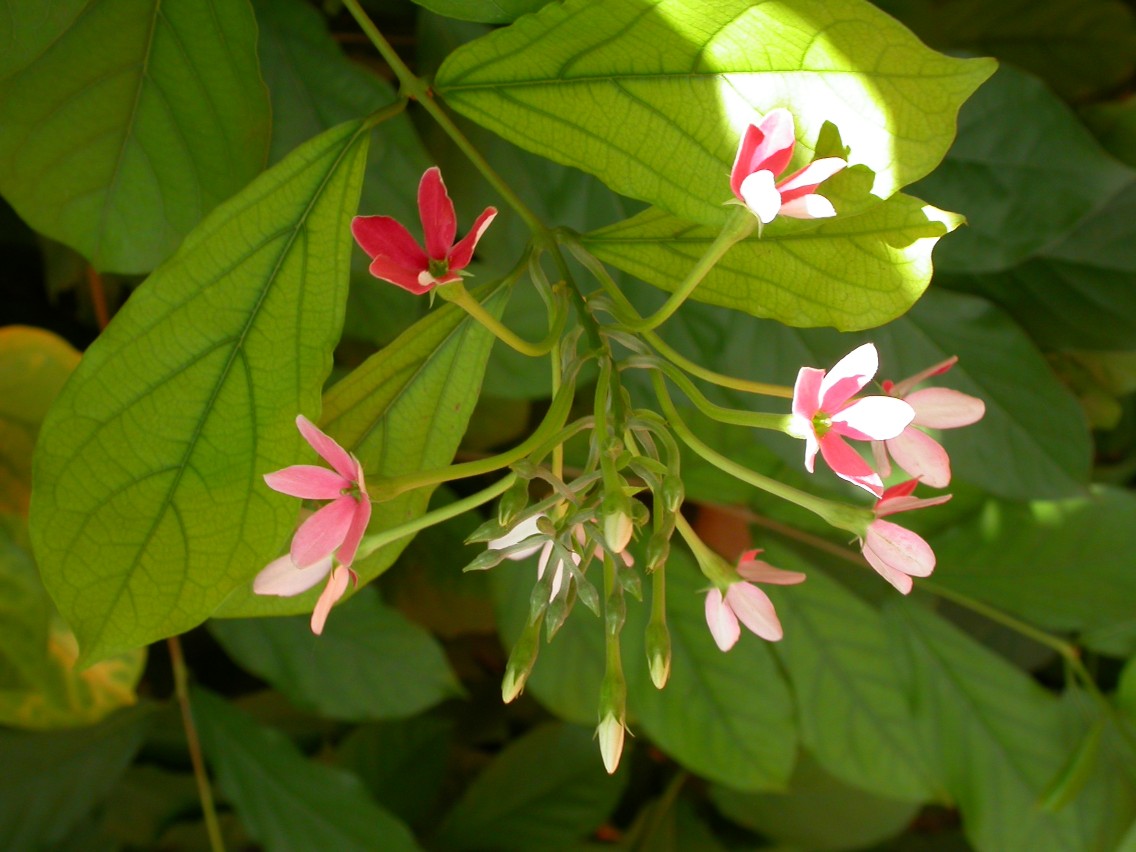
[737,557,807,586]
[886,427,952,488]
[889,356,958,399]
[726,582,783,642]
[263,465,350,500]
[792,366,825,421]
[290,496,355,568]
[818,433,884,496]
[335,496,371,568]
[253,554,332,597]
[776,157,847,196]
[907,387,986,429]
[731,109,796,197]
[819,343,878,411]
[350,215,428,270]
[310,565,352,635]
[418,166,457,259]
[447,207,498,272]
[778,193,836,219]
[704,588,740,651]
[295,415,357,481]
[864,519,936,582]
[368,255,435,294]
[739,170,782,224]
[832,396,915,441]
[488,515,546,560]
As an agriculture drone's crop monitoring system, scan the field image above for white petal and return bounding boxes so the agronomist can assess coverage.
[779,193,836,219]
[739,170,782,224]
[488,514,546,560]
[253,554,332,597]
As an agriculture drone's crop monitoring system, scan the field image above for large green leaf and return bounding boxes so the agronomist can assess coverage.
[0,520,50,689]
[0,705,152,850]
[0,327,79,515]
[432,723,628,851]
[435,0,994,226]
[0,0,271,273]
[412,0,551,24]
[914,65,1133,274]
[581,195,958,329]
[210,588,461,721]
[191,687,420,851]
[763,550,940,803]
[29,120,371,663]
[931,487,1136,640]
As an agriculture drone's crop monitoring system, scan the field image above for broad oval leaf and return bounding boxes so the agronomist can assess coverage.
[29,120,371,663]
[0,0,272,273]
[581,195,959,330]
[435,0,994,226]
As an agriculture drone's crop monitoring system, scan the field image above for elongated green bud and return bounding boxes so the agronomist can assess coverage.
[497,478,530,527]
[661,476,684,513]
[645,620,672,690]
[501,617,543,703]
[646,531,670,573]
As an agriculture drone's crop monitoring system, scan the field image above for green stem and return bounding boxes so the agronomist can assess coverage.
[628,771,689,852]
[356,473,517,563]
[438,281,565,357]
[168,636,225,852]
[644,330,793,399]
[652,373,872,534]
[673,513,733,586]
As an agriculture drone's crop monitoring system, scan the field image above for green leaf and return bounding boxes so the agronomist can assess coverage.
[885,603,1090,851]
[29,120,371,663]
[191,686,420,852]
[763,549,940,803]
[581,195,959,330]
[0,705,152,850]
[0,519,50,689]
[216,286,507,618]
[433,723,627,851]
[0,326,79,515]
[914,65,1133,274]
[626,548,798,792]
[931,487,1136,639]
[412,0,551,24]
[1081,97,1136,168]
[435,0,994,226]
[210,588,461,721]
[0,0,271,273]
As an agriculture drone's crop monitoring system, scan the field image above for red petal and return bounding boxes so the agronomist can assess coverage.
[351,215,428,269]
[819,343,877,411]
[448,207,498,272]
[729,110,796,197]
[819,433,883,496]
[418,167,457,259]
[368,256,435,294]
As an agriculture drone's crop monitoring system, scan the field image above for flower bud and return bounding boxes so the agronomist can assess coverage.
[646,530,670,573]
[597,711,626,775]
[645,620,672,690]
[501,619,542,703]
[497,478,530,527]
[601,491,634,553]
[661,476,684,513]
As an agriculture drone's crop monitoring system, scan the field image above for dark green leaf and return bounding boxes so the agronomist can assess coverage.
[411,0,551,24]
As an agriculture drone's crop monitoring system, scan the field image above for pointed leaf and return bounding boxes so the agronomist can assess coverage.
[0,0,271,273]
[29,120,371,663]
[436,0,994,226]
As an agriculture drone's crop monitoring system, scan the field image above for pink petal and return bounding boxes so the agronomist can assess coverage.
[704,589,740,651]
[875,490,952,518]
[880,479,920,502]
[310,565,351,635]
[819,343,878,411]
[729,110,796,198]
[335,496,371,568]
[792,366,825,420]
[418,167,457,259]
[886,427,952,488]
[864,519,936,583]
[777,193,837,219]
[907,387,986,429]
[368,255,435,294]
[253,554,332,597]
[351,215,429,270]
[871,439,893,479]
[739,170,782,224]
[776,157,847,196]
[737,558,807,586]
[295,416,357,481]
[447,207,498,272]
[861,544,914,594]
[832,396,915,441]
[290,496,355,568]
[726,582,783,642]
[890,356,958,399]
[264,465,350,500]
[818,433,884,496]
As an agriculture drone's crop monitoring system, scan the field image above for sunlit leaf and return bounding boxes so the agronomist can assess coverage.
[30,120,371,662]
[0,0,271,273]
[436,0,993,226]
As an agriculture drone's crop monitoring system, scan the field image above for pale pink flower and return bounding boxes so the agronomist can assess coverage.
[253,415,371,634]
[351,166,496,294]
[872,356,986,488]
[861,480,951,594]
[730,109,847,225]
[789,343,916,496]
[704,550,806,651]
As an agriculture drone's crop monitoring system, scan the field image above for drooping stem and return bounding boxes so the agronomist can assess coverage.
[437,281,567,357]
[643,330,793,399]
[167,636,225,852]
[87,267,110,330]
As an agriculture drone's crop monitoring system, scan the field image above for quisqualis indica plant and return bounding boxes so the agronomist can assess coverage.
[3,0,1136,848]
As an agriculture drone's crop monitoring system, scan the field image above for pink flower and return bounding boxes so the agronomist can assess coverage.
[351,166,497,294]
[704,550,806,651]
[253,415,371,634]
[872,357,986,488]
[861,480,951,594]
[790,344,916,496]
[730,109,847,225]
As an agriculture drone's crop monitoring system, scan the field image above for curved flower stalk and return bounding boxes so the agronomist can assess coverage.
[253,416,371,634]
[789,343,915,496]
[351,166,497,294]
[730,108,847,227]
[873,356,987,487]
[703,549,806,651]
[862,480,951,594]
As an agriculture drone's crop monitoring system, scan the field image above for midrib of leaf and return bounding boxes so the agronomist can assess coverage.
[83,121,369,648]
[0,0,97,82]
